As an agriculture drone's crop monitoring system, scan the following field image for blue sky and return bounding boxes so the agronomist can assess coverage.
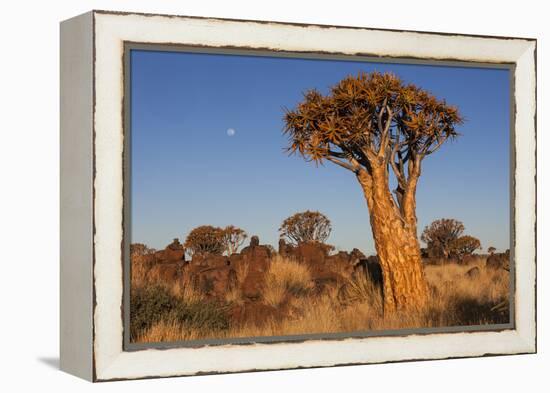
[130,49,510,254]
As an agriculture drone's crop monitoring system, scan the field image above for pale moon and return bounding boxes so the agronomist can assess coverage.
[226,128,236,136]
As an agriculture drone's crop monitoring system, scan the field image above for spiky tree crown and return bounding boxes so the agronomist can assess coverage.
[279,210,332,246]
[284,71,463,172]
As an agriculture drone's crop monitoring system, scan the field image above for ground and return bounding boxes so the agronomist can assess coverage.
[130,240,510,343]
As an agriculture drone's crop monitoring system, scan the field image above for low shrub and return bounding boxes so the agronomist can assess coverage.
[130,284,229,341]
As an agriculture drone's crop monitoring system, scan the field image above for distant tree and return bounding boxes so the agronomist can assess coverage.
[421,218,465,258]
[488,246,496,255]
[279,210,332,246]
[130,243,155,257]
[184,225,225,257]
[222,225,248,255]
[450,235,481,260]
[283,71,463,312]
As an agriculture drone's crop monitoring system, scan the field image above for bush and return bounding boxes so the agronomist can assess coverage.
[130,285,176,340]
[130,284,229,341]
[184,225,225,256]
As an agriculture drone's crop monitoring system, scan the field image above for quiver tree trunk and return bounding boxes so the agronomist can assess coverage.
[357,167,429,313]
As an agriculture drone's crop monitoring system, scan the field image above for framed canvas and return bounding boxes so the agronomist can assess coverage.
[60,10,537,382]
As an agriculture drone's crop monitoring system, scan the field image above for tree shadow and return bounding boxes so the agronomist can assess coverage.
[453,298,510,325]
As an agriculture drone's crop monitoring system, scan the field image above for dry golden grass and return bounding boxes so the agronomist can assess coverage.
[131,258,150,287]
[234,260,249,285]
[135,317,209,343]
[133,255,510,343]
[263,255,314,307]
[131,256,205,303]
[171,279,206,303]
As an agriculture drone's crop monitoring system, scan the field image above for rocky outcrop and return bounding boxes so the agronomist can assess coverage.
[239,236,272,300]
[278,238,294,257]
[152,238,186,263]
[486,250,510,271]
[186,265,238,298]
[292,241,332,265]
[191,253,230,268]
[149,262,184,282]
[352,255,383,288]
[133,236,386,327]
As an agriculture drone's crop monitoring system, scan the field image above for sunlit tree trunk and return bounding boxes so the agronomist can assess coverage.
[282,72,464,314]
[357,167,428,313]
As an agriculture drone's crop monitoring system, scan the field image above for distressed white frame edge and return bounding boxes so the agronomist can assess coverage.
[86,11,535,381]
[60,11,94,381]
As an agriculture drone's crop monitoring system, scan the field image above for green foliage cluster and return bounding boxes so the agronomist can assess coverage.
[130,284,229,340]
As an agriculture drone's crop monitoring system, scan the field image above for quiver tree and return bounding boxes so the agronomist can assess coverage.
[184,225,225,257]
[283,71,463,312]
[279,210,332,246]
[222,225,248,255]
[450,235,481,261]
[421,218,465,258]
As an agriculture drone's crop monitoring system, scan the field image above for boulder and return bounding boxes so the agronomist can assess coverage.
[191,253,230,268]
[241,271,265,300]
[161,248,185,263]
[148,262,183,282]
[466,266,481,279]
[240,237,272,272]
[326,251,354,277]
[278,238,295,257]
[350,248,367,261]
[166,238,183,251]
[290,241,332,266]
[237,236,273,300]
[131,252,159,269]
[249,235,260,247]
[240,235,272,260]
[154,238,185,263]
[353,255,383,288]
[486,251,509,270]
[187,265,237,298]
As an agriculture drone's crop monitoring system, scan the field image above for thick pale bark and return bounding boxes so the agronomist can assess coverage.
[402,171,419,234]
[357,166,428,313]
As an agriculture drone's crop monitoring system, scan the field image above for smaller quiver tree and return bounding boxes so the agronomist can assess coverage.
[222,225,248,255]
[421,218,465,259]
[184,225,225,257]
[450,235,481,261]
[279,210,332,246]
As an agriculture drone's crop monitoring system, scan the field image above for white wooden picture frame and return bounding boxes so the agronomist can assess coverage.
[60,10,536,382]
